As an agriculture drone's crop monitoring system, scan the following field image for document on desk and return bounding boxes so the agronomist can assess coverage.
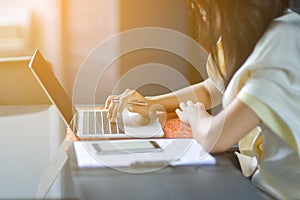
[73,139,216,168]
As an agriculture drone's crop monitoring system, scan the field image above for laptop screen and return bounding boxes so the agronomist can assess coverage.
[28,49,74,126]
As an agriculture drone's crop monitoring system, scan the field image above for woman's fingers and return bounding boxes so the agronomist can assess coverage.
[179,102,187,111]
[177,101,204,124]
[177,102,190,124]
[186,100,194,106]
[105,95,114,109]
[106,95,116,119]
[106,89,137,121]
[175,108,183,121]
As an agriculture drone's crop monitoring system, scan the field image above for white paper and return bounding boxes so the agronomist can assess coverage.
[74,139,216,168]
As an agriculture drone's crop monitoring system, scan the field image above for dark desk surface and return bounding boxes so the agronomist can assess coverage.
[68,143,270,200]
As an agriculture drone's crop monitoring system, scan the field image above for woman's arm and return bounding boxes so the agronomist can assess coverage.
[176,98,261,153]
[106,78,222,120]
[146,78,222,112]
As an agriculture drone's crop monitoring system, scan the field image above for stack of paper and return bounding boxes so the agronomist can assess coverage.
[74,139,216,169]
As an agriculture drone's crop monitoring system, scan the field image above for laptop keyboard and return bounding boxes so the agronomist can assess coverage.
[78,110,125,137]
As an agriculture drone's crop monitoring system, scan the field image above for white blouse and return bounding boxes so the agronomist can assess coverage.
[222,10,300,199]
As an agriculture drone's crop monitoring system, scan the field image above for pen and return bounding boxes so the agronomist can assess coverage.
[111,99,148,106]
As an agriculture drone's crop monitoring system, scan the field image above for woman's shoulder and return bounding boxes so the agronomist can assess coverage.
[269,10,300,36]
[253,11,300,55]
[234,10,300,75]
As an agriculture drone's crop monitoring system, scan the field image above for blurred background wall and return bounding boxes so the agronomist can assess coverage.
[0,0,201,104]
[1,0,300,103]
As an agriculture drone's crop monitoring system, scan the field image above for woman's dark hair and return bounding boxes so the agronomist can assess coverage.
[190,0,289,90]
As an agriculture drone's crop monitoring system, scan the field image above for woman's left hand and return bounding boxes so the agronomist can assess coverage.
[175,100,212,138]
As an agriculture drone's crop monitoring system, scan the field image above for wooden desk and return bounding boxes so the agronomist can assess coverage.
[68,143,270,200]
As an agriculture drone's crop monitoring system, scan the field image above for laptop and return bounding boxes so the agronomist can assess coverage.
[28,49,164,139]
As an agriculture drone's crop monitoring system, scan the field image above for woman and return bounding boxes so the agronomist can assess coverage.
[106,0,300,198]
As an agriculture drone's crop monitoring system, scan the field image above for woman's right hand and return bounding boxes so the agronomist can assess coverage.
[105,89,151,121]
